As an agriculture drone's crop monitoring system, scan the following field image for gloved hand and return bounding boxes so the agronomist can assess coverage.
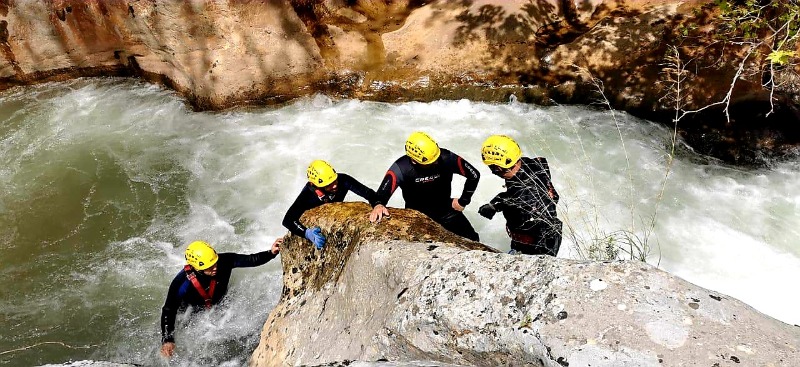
[478,203,496,219]
[305,227,326,250]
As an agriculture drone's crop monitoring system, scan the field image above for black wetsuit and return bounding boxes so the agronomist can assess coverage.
[488,156,561,256]
[282,173,378,237]
[374,148,480,241]
[160,251,277,344]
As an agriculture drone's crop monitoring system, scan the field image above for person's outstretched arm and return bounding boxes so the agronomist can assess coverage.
[282,187,314,238]
[160,271,186,357]
[230,238,282,268]
[479,192,509,219]
[370,163,404,223]
[447,152,480,209]
[340,174,379,206]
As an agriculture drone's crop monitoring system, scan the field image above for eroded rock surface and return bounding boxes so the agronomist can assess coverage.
[0,1,798,163]
[251,202,800,367]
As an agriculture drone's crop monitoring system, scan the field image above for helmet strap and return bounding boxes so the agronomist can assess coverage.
[315,189,333,203]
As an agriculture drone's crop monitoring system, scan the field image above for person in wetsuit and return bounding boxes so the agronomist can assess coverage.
[369,131,480,241]
[283,159,378,249]
[477,135,562,256]
[160,239,281,357]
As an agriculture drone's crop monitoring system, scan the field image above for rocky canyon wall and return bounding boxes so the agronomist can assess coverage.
[1,0,799,163]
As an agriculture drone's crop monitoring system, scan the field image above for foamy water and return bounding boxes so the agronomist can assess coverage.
[0,79,797,366]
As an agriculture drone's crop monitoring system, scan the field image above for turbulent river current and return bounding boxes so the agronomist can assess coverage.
[1,79,798,366]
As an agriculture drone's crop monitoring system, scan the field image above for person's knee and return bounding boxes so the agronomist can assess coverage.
[545,234,562,256]
[459,222,479,241]
[439,212,478,241]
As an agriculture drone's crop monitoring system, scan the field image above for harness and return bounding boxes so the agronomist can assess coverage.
[184,265,217,309]
[315,189,334,203]
[506,227,537,245]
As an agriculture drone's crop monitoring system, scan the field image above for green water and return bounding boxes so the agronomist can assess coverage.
[1,79,798,366]
[0,81,192,365]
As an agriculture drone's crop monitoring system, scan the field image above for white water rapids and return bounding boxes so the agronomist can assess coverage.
[0,79,798,366]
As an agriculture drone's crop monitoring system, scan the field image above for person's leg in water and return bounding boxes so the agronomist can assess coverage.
[437,210,480,241]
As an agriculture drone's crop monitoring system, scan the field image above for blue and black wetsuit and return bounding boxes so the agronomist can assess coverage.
[160,251,277,344]
[374,148,480,241]
[282,173,378,237]
[488,156,561,256]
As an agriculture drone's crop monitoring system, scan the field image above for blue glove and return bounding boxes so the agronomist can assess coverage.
[305,227,326,250]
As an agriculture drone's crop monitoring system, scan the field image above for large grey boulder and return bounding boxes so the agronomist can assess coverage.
[250,203,799,366]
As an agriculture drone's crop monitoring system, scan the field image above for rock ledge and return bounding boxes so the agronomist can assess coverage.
[251,203,800,367]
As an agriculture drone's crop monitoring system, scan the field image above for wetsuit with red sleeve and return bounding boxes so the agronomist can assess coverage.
[374,148,480,241]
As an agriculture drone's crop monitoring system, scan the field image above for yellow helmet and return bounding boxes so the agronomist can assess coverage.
[185,241,219,270]
[307,160,338,187]
[405,131,440,165]
[481,135,522,169]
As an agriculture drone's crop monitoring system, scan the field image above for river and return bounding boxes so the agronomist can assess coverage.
[1,79,798,366]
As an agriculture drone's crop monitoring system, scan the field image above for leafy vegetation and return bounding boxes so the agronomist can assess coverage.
[669,0,800,122]
[714,0,799,66]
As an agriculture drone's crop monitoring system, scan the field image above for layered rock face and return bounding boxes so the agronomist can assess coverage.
[251,202,800,367]
[0,0,798,163]
[0,0,322,108]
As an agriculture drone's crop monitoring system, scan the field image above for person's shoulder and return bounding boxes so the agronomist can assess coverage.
[168,268,189,288]
[520,157,549,175]
[522,156,545,164]
[441,148,468,161]
[297,182,316,195]
[390,155,411,169]
[216,252,238,262]
[395,155,411,164]
[337,173,359,186]
[170,268,187,281]
[439,148,467,164]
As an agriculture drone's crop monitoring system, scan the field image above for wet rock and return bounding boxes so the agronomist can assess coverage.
[251,203,800,367]
[0,1,797,164]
